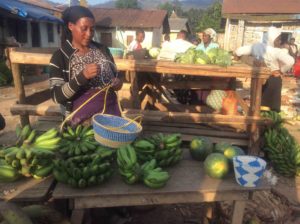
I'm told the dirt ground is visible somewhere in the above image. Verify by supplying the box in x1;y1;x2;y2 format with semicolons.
1;74;300;223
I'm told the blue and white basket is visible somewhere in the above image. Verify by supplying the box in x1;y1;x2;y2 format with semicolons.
92;114;142;149
233;156;267;187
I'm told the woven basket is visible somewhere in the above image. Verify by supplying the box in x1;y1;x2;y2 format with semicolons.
92;113;142;148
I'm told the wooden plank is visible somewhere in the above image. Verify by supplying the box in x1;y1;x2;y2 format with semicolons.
8;48;270;78
73;192;249;209
53;154;270;200
231;200;247;224
143;125;248;139
154;102;214;113
0;177;54;201
143;131;249;146
161;80;231;90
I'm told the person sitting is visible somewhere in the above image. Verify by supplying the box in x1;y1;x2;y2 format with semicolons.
127;29;145;52
235;26;294;112
196;28;219;52
49;6;123;126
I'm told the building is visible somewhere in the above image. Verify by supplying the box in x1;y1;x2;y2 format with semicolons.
168;11;191;41
222;0;300;51
0;0;62;55
91;8;170;49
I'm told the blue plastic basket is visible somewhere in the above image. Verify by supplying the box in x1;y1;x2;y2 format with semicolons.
92;114;142;148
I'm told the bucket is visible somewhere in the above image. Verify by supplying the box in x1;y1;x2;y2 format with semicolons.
233;156;266;187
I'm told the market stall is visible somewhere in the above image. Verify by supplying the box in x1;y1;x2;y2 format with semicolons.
7;47;270;155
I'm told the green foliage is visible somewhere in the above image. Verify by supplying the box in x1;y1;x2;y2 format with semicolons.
182;8;204;33
115;0;139;9
196;1;223;33
158;0;183;17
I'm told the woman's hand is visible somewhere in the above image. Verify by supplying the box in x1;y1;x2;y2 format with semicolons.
111;78;123;91
83;64;99;79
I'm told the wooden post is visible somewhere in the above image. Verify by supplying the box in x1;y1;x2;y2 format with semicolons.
10;62;29;126
231;200;246;224
129;71;141;109
248;77;263;155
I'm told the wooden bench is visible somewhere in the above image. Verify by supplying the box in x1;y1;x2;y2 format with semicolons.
52;151;270;224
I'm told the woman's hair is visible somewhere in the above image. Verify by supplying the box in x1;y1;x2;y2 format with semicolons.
61;6;95;43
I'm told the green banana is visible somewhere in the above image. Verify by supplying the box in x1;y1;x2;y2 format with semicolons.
33;164;53;178
163;134;181;144
34;128;58;143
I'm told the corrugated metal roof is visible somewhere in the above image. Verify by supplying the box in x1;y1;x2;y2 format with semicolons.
19;0;62;12
91;8;168;29
223;0;300;14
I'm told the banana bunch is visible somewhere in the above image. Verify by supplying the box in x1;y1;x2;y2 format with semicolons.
0;159;20;182
117;144;141;185
15;125;36;147
143;167;170;189
264;126;300;177
134;133;183;167
59;125;98;158
140;159;170;188
0;127;61;181
53;150;114;188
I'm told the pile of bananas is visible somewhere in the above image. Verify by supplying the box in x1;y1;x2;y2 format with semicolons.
59;125;98;158
261;110;283;127
117;145;170;188
53;148;114;188
0;126;61;181
141;159;170;189
133;133;183;167
117;144;141;184
264;127;300;177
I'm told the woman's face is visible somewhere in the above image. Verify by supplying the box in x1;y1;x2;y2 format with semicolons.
68;17;95;47
274;35;282;48
202;33;211;44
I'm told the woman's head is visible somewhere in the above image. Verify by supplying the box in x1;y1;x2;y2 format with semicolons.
62;6;95;47
202;28;217;44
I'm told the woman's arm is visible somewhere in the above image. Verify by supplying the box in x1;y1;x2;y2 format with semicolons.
276;49;295;73
49;51;89;104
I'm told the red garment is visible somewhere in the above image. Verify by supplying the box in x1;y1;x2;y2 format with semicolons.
135;42;142;50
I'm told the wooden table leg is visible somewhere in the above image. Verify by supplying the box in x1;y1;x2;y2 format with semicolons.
129;71;141;109
231;200;246;224
248;77;263;155
11;63;29;126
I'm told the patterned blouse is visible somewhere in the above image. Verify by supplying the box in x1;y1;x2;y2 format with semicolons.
70;44;117;89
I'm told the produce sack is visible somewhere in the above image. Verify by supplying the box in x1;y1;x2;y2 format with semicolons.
221;90;238;115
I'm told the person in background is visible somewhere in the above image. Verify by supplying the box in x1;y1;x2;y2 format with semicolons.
49;6;123;126
161;33;170;48
196;28;219;52
127;29;145;52
289;37;298;62
235;26;295;112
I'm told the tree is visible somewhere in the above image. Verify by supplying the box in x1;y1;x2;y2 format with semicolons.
196;1;223;33
183;8;204;33
158;0;183;17
115;0;139;9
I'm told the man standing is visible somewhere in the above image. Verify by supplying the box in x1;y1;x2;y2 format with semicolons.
127;29;145;52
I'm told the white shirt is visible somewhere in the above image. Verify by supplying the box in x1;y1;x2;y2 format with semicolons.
158;39;195;61
127;40;143;52
235;43;295;73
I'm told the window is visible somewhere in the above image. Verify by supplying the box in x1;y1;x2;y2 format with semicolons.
47;23;54;42
7;19;27;43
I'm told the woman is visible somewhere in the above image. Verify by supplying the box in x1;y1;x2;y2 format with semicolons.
49;6;123;126
235;26;294;112
196;28;219;52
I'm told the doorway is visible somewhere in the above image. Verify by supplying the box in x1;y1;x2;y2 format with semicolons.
31;22;40;47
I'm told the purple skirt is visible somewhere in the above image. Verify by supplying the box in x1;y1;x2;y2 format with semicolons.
70;88;121;126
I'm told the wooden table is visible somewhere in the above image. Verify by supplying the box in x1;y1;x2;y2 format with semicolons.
0;176;54;202
53;151;270;224
7;47;271;154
